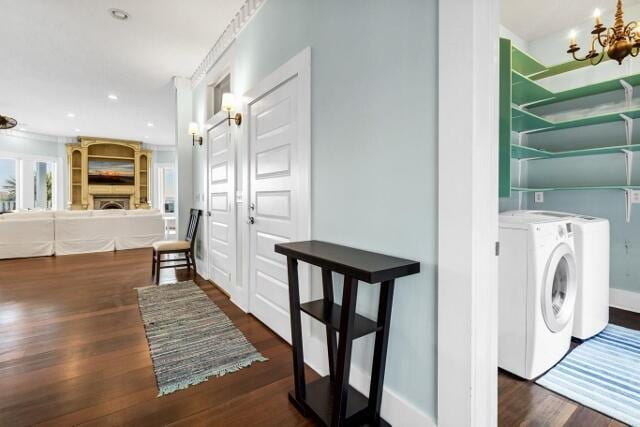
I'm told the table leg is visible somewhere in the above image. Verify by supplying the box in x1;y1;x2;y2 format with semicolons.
368;280;395;423
321;268;338;381
286;257;306;402
332;275;358;426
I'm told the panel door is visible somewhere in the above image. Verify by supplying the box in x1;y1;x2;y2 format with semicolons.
248;77;300;342
208;120;235;295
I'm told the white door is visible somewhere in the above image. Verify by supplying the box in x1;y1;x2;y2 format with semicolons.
207;120;236;296
247;76;307;342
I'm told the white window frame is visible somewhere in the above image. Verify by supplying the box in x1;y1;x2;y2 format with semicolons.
0;151;62;211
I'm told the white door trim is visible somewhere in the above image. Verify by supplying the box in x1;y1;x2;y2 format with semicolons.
438;1;499;426
237;47;311;313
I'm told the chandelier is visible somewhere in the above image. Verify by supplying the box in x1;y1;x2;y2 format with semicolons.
567;0;640;65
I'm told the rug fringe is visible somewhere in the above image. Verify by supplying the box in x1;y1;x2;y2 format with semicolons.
157;355;269;397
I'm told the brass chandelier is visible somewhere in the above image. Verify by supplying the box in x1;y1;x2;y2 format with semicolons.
567;0;640;65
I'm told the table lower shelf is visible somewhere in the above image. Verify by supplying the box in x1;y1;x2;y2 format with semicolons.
288;376;390;427
300;299;382;339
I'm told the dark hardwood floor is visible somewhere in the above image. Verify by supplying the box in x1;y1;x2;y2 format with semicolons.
498;307;639;427
1;249;637;426
0;249;315;426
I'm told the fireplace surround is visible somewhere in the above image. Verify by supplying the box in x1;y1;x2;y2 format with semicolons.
93;197;130;210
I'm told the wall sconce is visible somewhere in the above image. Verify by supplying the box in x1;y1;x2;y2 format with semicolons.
188;122;203;146
221;92;242;126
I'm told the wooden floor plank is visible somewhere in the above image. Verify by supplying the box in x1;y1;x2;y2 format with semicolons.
1;249;637;426
0;249;313;427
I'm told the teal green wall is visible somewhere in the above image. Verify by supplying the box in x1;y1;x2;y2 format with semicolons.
193;0;437;418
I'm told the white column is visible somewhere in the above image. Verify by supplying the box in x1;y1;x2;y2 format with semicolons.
20;158;34;210
174;76;193;239
438;0;500;425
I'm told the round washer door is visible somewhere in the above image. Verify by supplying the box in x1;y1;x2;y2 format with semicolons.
541;242;577;333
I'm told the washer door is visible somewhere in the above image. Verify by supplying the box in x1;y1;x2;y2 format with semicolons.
541;242;577;333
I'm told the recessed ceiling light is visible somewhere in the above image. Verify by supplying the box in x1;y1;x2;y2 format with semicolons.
109;8;129;21
74;128;81;132
147;122;154;127
107;94;118;100
144;135;149;139
67;112;75;118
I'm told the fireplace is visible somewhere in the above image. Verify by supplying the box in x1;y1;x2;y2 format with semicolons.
93;196;130;210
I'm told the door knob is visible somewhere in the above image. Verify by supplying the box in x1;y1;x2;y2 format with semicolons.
248;216;255;224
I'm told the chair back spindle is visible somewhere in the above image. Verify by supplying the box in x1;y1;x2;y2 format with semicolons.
186;209;202;244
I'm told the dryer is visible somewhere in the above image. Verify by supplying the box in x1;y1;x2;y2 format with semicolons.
503;210;609;339
499;213;578;379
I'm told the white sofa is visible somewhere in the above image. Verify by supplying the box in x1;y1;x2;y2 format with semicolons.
0;211;55;259
0;209;164;259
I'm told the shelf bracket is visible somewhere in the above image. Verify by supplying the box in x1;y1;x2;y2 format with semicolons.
620;79;634;108
623;149;634;185
621;113;634;146
626;189;633;223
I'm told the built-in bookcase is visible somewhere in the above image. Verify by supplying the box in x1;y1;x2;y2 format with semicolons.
66;137;152;210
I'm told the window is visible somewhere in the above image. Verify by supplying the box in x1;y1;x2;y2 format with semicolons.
0;158;17;213
32;160;55;210
209;74;231;117
157;166;177;238
0;155;59;212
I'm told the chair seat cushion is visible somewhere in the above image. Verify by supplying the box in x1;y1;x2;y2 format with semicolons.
153;240;191;251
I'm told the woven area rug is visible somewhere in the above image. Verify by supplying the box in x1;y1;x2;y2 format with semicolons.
536;324;640;425
136;280;267;396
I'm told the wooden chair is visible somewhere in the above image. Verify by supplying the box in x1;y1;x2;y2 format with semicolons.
152;209;202;284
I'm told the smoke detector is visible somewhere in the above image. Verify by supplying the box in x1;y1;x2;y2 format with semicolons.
109;8;129;21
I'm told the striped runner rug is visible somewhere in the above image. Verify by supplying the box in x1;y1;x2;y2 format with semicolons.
536;324;640;425
137;280;268;396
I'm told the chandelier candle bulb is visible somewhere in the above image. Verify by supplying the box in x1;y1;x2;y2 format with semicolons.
594;8;602;26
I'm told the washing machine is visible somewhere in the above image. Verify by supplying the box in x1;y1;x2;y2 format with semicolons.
499;213;578;379
503;210;609;340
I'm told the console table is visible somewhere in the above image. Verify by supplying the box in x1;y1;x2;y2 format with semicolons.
274;240;420;427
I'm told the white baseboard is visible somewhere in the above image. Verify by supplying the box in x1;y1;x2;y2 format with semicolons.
302;337;435;427
610;288;640;313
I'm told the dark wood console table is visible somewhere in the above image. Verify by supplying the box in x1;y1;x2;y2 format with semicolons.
274;240;420;427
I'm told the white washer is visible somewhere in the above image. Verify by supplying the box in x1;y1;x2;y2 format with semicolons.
499;213;578;379
504;210;609;339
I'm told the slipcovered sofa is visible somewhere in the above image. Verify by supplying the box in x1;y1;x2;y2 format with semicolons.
0;209;164;259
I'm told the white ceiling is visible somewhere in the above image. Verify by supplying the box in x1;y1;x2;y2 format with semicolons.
502;0;640;42
0;0;244;145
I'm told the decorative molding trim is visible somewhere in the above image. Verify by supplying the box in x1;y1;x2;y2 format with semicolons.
610;287;640;313
190;0;266;88
0;129;74;144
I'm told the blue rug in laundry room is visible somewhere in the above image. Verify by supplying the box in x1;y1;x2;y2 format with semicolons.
536;324;640;425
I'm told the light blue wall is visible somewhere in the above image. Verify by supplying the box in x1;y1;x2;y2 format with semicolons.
193;0;437;418
0;133;61;157
520;9;640;293
0;133;67;207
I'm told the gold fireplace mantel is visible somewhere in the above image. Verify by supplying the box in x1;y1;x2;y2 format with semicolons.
66;137;152;210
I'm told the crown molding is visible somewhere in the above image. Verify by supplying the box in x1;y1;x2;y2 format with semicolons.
190;0;266;88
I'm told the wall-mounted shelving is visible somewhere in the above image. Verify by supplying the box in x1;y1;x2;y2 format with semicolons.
499;37;640;221
511;143;640;160
512;70;554;105
512;185;640;192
